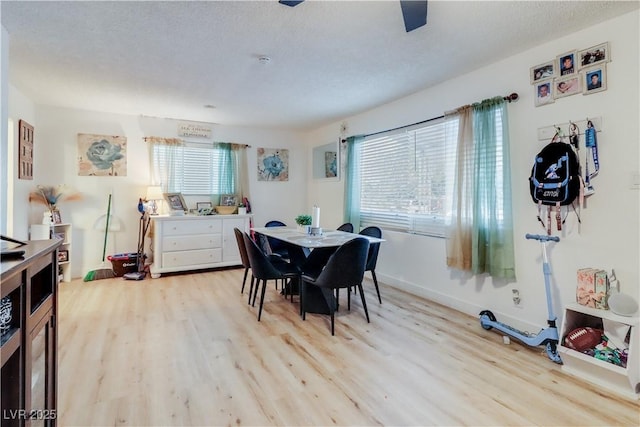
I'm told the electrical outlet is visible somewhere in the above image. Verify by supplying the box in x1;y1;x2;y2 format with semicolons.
512;289;521;305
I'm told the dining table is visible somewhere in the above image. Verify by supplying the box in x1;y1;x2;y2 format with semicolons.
251;226;385;315
251;226;384;249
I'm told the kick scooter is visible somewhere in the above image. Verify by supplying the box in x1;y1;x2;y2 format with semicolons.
479;233;562;364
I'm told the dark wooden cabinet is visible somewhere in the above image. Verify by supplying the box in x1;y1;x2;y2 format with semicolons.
1;239;61;426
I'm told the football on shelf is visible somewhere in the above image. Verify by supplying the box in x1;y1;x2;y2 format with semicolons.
564;327;602;352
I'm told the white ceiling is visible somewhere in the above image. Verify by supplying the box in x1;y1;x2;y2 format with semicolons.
2;1;638;131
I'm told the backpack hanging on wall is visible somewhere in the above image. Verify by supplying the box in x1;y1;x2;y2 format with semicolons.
529;139;581;233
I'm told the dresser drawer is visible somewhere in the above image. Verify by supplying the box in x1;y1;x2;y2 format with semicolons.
162;234;222;251
162;219;222;236
162;248;222;268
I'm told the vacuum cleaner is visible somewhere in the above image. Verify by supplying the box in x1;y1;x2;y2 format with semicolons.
123;198;151;281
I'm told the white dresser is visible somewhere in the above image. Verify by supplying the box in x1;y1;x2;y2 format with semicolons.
149;214;251;278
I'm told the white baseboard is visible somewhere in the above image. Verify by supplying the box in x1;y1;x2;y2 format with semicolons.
376;272;541;334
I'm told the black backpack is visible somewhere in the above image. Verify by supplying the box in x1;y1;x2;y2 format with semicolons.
530;141;580;206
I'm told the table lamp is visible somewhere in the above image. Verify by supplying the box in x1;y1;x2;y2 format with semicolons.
146;185;163;215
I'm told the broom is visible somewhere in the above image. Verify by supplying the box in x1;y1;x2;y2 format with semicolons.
83;194;116;281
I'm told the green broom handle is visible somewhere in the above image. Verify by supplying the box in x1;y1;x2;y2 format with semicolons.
102;194;112;262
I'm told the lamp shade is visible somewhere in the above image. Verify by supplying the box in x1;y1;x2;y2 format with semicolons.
146;185;163;201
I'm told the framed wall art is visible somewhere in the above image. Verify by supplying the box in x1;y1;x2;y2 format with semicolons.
57;250;69;263
578;42;609;69
534;81;554;107
18;120;34;180
324;151;337;178
530;60;555;84
196;202;213;210
77;133;127;176
257;148;289;181
583;65;607;95
51;209;62;224
557;50;577;77
164;193;188;212
219;195;237;206
553;75;582;99
312;140;340;181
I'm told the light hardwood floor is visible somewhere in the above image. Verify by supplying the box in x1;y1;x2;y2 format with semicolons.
57;268;639;426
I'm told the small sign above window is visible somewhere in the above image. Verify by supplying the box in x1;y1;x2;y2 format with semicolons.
178;123;212;138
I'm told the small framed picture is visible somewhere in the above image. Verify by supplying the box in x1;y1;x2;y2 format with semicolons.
196;202;212;210
219;194;237;206
578;42;610;69
530;60;555;84
58;250;69;263
534;81;554;107
556;50;577;76
583;65;607;95
553;75;582;99
163;193;188;212
324;151;337;178
51;209;62;224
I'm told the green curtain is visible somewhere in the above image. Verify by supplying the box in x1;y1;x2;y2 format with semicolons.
446;97;516;280
471;97;516;280
217;143;234;195
343;135;365;230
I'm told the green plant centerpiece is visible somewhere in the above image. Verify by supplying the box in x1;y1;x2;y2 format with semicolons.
295;214;312;226
295;214;312;233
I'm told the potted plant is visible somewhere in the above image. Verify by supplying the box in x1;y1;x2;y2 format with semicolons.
238;203;247;215
295;214;312;234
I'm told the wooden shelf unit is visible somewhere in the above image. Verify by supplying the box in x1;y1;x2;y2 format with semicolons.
559;303;639;400
1;239;62;426
30;223;72;283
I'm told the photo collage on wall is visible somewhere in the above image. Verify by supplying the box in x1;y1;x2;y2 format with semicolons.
530;42;609;107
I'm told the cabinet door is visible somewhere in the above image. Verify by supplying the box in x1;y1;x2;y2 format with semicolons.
25;313;56;426
222;218;248;262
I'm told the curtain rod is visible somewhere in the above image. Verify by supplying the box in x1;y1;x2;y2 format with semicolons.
354;92;518;140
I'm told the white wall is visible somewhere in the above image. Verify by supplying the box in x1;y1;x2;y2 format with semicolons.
306;10;640;331
11;105;306;278
1;25;9;235
7;86;37;240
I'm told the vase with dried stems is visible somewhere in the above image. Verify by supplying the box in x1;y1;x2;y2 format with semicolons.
29;185;82;224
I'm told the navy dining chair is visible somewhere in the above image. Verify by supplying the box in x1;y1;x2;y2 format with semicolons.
301;237;370;335
337;222;354;233
242;232;301;321
264;220;290;259
359;226;383;304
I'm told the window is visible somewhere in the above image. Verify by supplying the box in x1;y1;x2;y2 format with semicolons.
359;118;457;237
151;142;235;195
357;108;507;239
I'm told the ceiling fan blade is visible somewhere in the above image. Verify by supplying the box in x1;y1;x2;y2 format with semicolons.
399;0;428;32
279;0;305;6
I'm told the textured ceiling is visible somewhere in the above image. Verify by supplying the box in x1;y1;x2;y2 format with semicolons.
1;1;638;130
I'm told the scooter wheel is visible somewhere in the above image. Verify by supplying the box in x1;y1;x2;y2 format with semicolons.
546;342;563;365
479;310;496;330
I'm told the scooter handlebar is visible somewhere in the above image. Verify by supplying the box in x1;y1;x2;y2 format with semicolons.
525;233;560;242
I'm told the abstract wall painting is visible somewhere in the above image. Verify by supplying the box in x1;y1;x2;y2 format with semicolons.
77;133;127;176
325;151;337;178
257;148;289;181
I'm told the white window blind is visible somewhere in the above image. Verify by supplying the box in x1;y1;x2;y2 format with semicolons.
152;142;234;195
359;118;456;237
